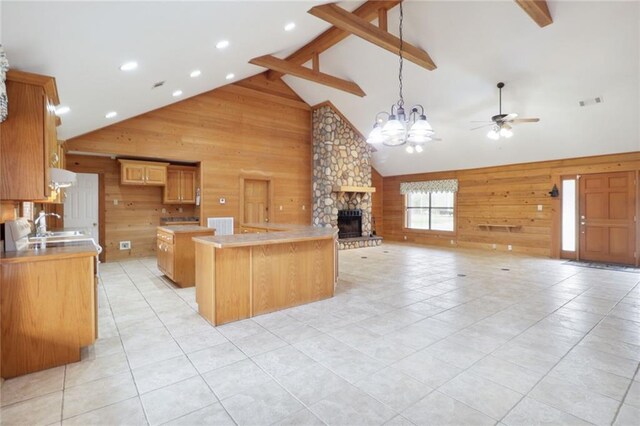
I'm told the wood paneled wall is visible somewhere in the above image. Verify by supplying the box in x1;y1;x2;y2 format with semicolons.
66;155;197;261
65;74;312;261
382;151;640;257
371;167;384;235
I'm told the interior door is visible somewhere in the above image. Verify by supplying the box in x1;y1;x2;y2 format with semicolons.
244;179;269;224
64;173;99;242
579;171;636;264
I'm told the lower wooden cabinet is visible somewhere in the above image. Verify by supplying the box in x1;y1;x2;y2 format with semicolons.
157;226;214;287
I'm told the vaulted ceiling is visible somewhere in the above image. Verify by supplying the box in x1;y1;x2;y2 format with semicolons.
2;1;639;176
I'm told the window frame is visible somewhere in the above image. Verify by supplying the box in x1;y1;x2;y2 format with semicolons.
403;191;457;235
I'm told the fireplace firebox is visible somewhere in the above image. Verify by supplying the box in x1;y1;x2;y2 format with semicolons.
337;209;362;239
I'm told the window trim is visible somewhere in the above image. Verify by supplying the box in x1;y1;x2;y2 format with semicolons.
403;191;458;235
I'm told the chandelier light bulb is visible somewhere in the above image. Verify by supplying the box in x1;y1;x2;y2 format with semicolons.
405;145;415;154
382;117;406;139
487;127;500;140
499;127;513;138
415;145;424;153
367;125;386;144
409;115;434;137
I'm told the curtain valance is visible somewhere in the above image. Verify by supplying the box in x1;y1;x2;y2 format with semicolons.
400;179;458;194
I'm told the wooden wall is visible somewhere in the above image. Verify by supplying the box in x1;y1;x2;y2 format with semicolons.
382;151;640;257
66;155;197;261
371;167;384;235
65;74;312;261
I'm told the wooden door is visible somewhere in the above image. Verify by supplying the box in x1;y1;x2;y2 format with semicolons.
145;165;167;186
579;172;636;264
64;173;99;242
163;168;181;203
244;179;269;224
181;169;197;203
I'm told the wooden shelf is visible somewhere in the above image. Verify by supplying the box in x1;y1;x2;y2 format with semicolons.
332;185;376;193
478;224;522;233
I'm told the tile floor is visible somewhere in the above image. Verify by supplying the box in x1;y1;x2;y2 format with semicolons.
2;243;640;425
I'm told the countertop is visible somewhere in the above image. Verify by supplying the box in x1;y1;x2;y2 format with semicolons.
193;224;337;248
157;225;214;234
0;241;99;265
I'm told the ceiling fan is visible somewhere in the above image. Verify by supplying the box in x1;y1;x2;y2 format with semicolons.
471;82;540;140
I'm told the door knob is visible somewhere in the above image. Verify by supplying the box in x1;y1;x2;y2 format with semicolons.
93;223;97;226
580;222;586;225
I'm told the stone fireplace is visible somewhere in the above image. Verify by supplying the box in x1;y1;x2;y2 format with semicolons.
311;102;382;249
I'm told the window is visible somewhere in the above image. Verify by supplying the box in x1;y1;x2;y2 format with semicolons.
561;179;577;252
406;191;455;232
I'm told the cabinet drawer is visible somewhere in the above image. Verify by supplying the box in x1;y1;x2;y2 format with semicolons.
156;231;174;244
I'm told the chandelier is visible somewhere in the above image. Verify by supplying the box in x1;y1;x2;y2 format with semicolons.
366;1;434;153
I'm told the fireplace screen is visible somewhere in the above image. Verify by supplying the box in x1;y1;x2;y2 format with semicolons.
337;209;362;239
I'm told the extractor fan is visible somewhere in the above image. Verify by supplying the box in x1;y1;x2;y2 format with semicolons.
471;82;540;140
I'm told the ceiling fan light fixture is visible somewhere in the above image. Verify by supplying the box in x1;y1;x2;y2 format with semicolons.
415;144;424;153
405;145;414;154
487;127;500;140
499;125;513;138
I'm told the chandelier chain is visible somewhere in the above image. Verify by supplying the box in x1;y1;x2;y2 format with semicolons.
398;1;404;108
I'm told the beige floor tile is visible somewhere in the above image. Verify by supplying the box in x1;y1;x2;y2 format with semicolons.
0;366;64;407
355;368;433;412
132;355;198;394
64;352;130;388
163;402;234;426
278;364;352;405
126;340;184;370
614;403;640;426
62;372;137;419
186;342;247;374
272;409;325;426
62;397;147;426
220;380;303;425
233;331;287;357
467;355;543;394
140;376;217;425
392;349;463;388
251;345;316;378
310;384;397;426
402;391;496;426
0;391;63;426
202;359;271;400
173;329;228;354
503;397;592;426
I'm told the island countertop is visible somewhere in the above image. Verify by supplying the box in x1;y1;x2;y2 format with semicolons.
193;224;337;248
0;241;98;265
157;225;213;234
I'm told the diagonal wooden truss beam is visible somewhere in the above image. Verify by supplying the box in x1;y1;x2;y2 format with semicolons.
515;0;553;27
266;0;401;81
250;55;366;97
308;3;436;71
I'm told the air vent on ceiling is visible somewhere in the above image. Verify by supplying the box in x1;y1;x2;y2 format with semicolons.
152;80;165;89
579;96;603;107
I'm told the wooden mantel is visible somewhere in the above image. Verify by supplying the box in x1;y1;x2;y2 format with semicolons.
332;185;376;193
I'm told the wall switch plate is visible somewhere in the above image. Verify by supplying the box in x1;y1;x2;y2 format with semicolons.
279;205;283;211
178;207;183;213
537;205;543;211
161;208;167;214
508;245;513;251
404;236;407;240
492;243;497;250
119;241;131;250
450;240;455;245
302;205;306;210
219;198;226;205
113;199;118;205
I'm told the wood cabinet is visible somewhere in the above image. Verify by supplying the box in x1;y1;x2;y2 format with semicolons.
0;70;60;201
119;159;169;186
0;249;98;378
157;226;214;287
240;226;269;234
163;166;197;204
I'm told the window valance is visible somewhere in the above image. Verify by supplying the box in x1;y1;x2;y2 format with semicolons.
400;179;458;194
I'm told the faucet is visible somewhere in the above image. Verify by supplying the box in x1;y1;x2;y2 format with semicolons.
35;211;61;236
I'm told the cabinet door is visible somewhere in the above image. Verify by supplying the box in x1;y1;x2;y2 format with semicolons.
163;168;182;204
165;242;175;279
180;170;197;204
145;165;167;186
121;163;146;185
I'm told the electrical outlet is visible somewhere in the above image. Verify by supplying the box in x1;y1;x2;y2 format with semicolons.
178;207;183;213
508;245;513;251
119;241;131;250
161;208;167;214
537;205;543;211
113;199;118;205
279;205;283;211
302;205;306;210
404;236;407;240
492;243;497;250
219;198;226;205
450;240;455;245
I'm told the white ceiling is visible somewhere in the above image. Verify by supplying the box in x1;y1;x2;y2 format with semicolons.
3;1;639;176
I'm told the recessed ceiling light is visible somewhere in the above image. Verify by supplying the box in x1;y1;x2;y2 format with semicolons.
284;22;296;32
119;61;138;71
172;90;183;97
105;111;117;119
225;73;235;80
190;70;202;78
55;106;70;115
216;40;229;49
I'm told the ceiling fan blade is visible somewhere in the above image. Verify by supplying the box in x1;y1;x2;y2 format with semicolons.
470;123;494;131
512;118;540;123
502;113;518;122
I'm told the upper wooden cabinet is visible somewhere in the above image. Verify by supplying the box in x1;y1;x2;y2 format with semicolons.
119;159;169;186
163;166;197;204
0;70;60;201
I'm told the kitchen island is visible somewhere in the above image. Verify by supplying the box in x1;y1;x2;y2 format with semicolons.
193;223;338;326
157;225;215;287
0;241;99;378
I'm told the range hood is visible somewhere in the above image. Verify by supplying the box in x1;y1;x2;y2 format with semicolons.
49;167;77;189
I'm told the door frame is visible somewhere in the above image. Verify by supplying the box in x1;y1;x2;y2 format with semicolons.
239;173;273;226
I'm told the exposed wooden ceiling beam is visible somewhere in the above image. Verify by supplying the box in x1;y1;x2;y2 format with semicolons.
515;0;553;27
266;0;401;80
308;3;436;71
250;55;366;97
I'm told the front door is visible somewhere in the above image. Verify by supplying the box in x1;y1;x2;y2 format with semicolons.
579;171;636;264
64;173;100;243
244;179;269;224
